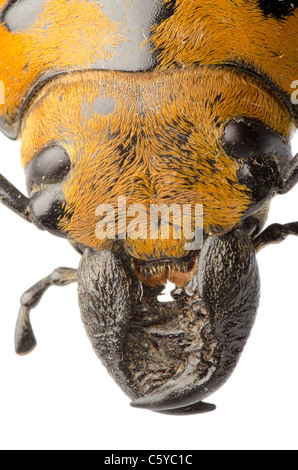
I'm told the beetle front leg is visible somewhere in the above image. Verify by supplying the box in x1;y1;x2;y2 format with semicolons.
130;232;260;413
78;249;219;414
15;267;77;355
0;173;31;223
253;222;298;252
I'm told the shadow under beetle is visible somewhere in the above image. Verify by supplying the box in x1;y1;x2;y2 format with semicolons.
0;0;298;414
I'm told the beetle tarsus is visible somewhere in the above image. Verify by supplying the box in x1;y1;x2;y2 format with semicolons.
15;267;77;355
253;222;298;252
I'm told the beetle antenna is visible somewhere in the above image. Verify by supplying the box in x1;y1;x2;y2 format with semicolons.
15;306;37;356
0;174;31;223
15;268;78;355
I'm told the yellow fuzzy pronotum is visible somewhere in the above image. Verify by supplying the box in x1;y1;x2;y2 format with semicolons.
21;67;293;258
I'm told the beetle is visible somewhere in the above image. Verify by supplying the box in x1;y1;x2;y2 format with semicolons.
0;0;298;415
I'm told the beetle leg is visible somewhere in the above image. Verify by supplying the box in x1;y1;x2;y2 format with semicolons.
253;222;298;252
278;153;298;195
78;249;140;399
78;249;219;410
131;232;260;412
15;267;77;355
0;174;31;223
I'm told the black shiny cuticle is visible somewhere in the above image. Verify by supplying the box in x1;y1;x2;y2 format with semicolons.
29;186;70;237
222;117;293;203
258;0;297;19
25;145;71;194
222;117;291;164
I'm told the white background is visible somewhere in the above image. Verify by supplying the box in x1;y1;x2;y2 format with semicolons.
0;131;297;451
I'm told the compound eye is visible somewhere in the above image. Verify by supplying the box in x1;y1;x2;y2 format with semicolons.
26;145;72;237
25;145;71;194
222;118;290;162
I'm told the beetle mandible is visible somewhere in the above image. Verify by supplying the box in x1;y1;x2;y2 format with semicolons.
0;0;298;415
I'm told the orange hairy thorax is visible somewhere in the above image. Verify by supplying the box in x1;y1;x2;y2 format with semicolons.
20;67;293;269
